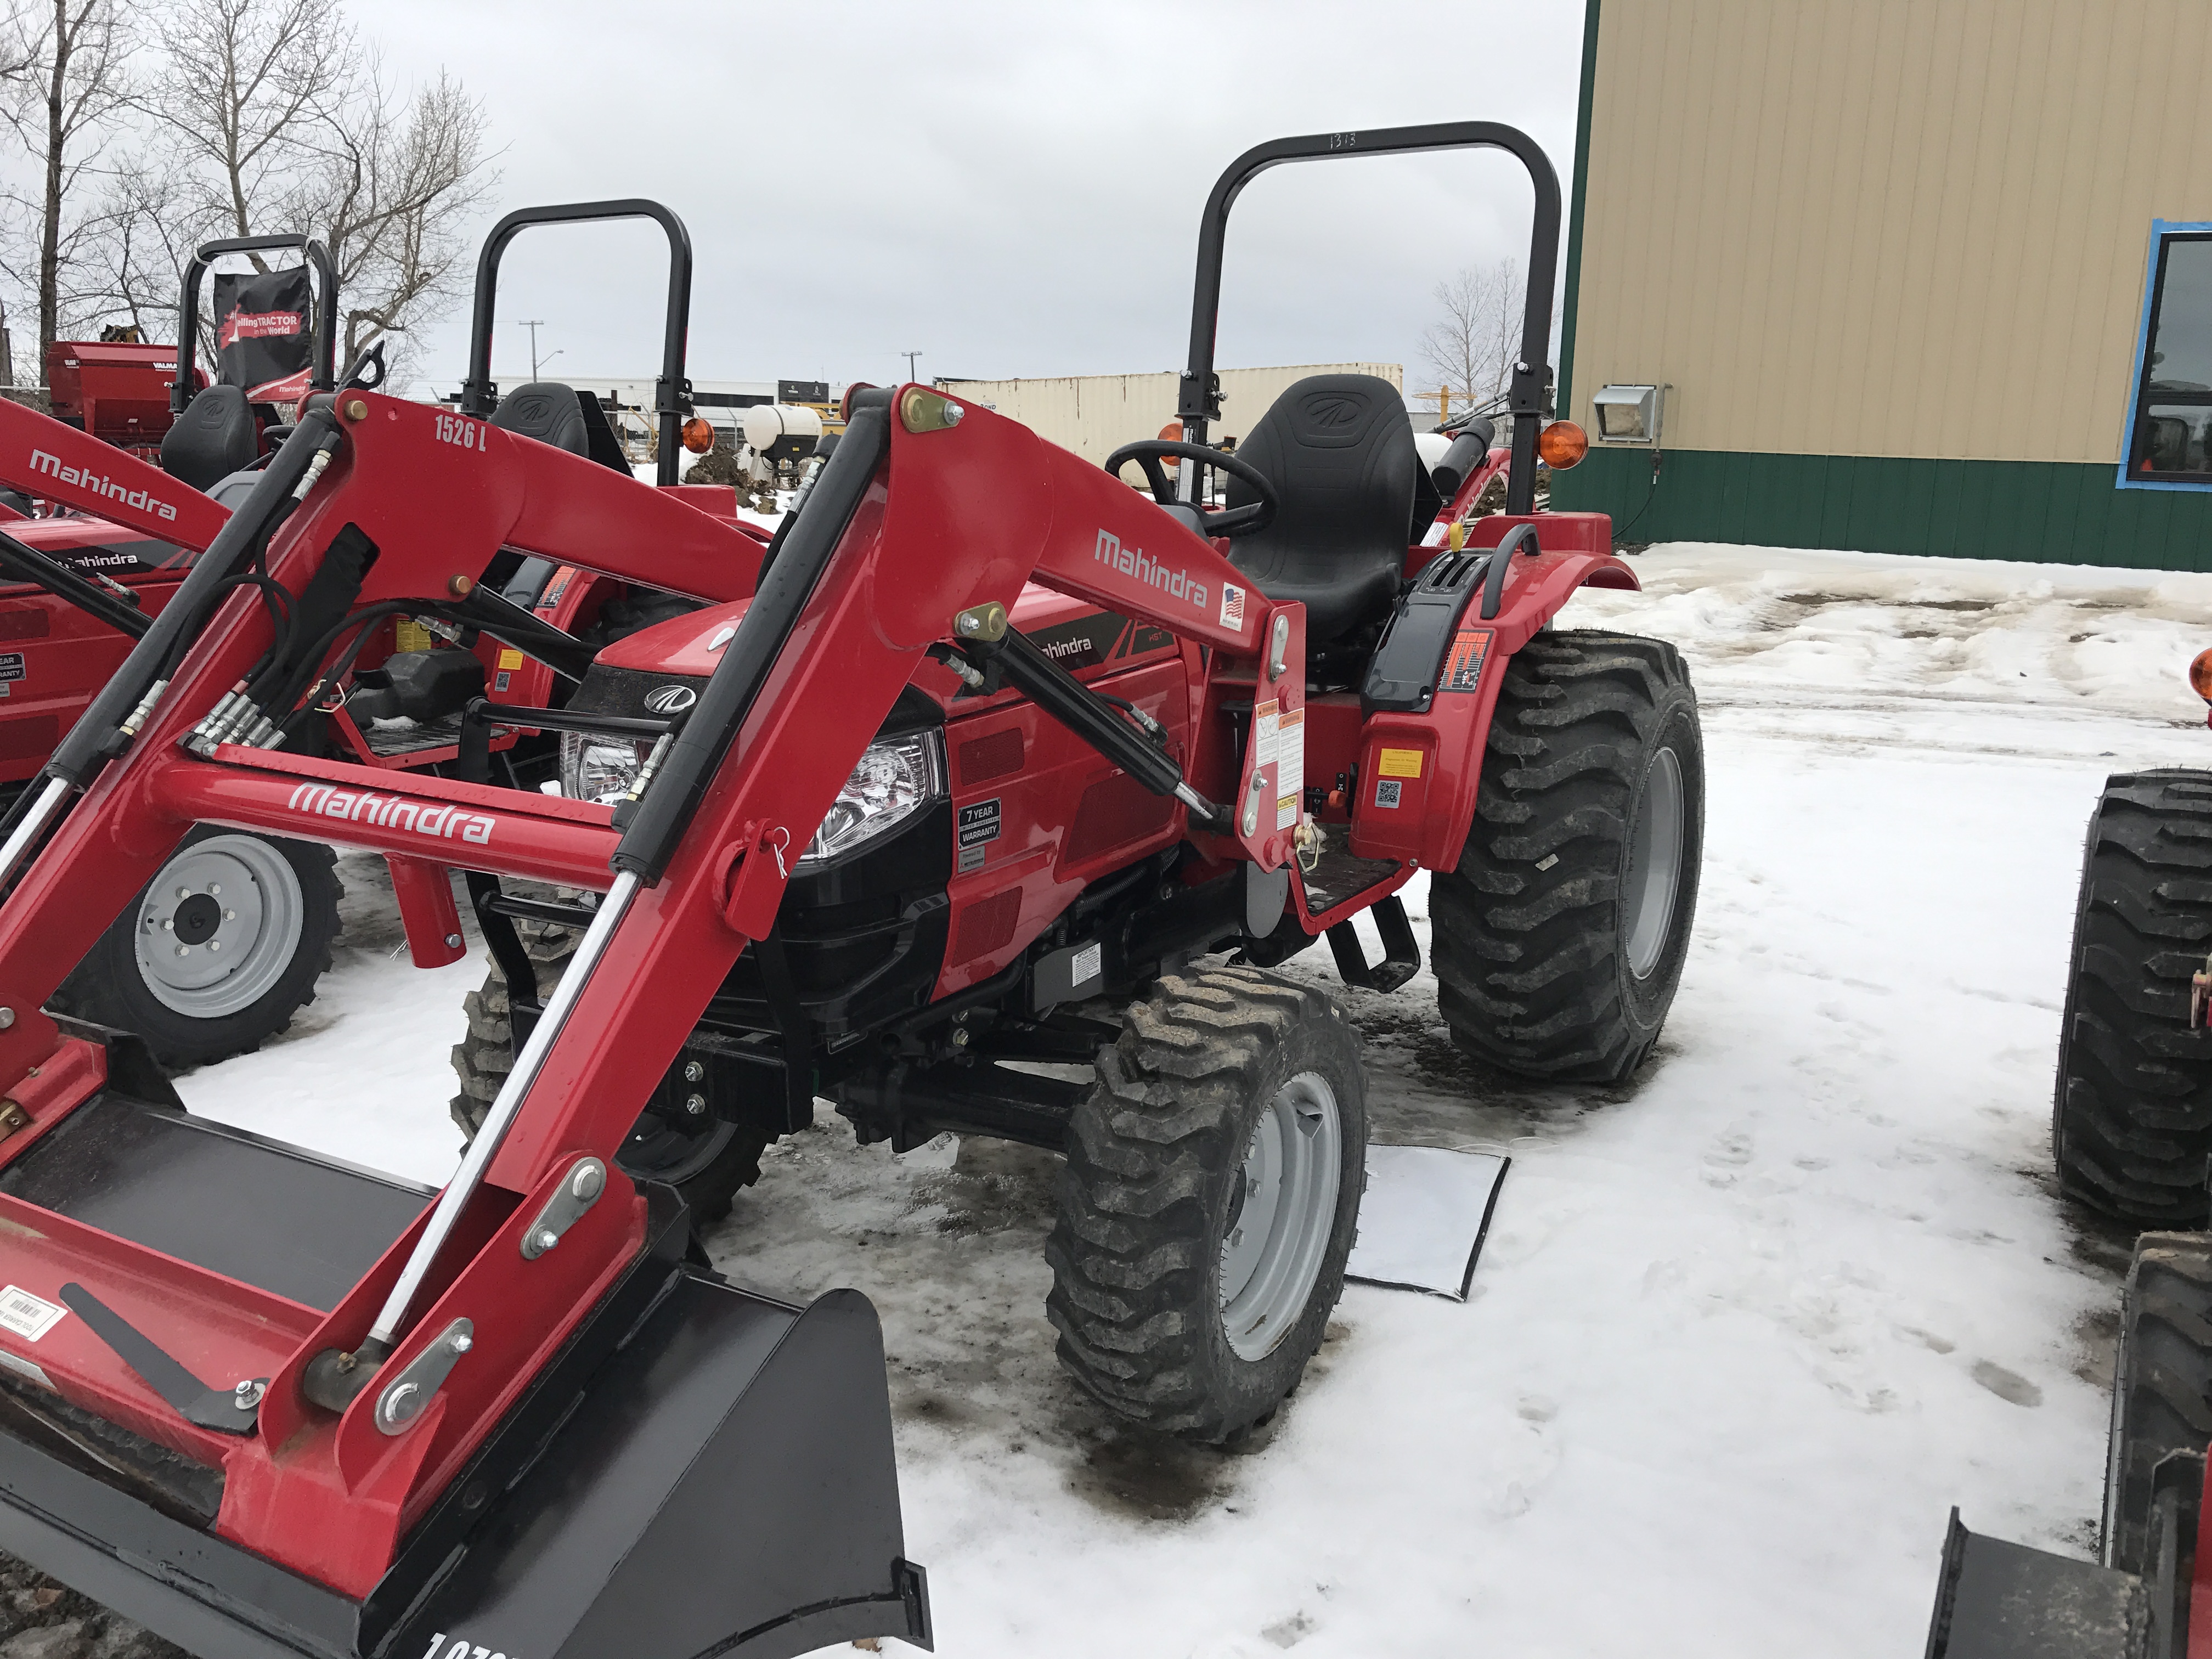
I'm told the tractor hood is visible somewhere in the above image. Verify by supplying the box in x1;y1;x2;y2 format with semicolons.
591;580;1186;714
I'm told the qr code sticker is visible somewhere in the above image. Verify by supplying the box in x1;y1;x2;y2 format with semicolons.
1375;778;1403;809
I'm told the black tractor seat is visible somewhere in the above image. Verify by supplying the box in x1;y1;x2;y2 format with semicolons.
1221;373;1437;643
485;382;636;607
159;385;260;493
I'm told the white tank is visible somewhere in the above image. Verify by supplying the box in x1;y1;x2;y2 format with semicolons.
742;403;823;463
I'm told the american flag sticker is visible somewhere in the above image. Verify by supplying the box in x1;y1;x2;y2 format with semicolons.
1220;583;1245;629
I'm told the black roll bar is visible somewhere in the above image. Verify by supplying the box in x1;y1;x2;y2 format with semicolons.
171;235;340;417
456;200;695;488
1179;121;1563;517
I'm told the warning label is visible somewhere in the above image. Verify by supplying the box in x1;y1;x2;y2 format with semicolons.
1377;747;1424;780
1442;627;1493;694
496;648;524;672
1276;706;1304;830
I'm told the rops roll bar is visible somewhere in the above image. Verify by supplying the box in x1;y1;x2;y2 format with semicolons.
456;200;695;488
171;235;340;417
1178;121;1563;517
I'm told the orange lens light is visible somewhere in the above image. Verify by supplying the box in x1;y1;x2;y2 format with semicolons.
2190;648;2212;704
680;416;716;454
1538;420;1589;469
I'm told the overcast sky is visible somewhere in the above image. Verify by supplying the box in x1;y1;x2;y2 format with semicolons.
362;0;1587;402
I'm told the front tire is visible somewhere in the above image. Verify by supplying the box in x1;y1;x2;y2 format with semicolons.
2103;1232;2212;1575
52;828;341;1068
1045;964;1367;1443
2054;771;2212;1228
1431;629;1703;1082
449;910;767;1226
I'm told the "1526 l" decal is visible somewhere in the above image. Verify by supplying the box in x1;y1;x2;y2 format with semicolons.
432;412;486;452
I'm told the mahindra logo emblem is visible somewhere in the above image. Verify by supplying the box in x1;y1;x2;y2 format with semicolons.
27;448;180;522
644;684;697;714
1301;394;1363;427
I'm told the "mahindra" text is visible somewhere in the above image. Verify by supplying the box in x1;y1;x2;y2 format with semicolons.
1094;528;1206;615
286;782;496;844
29;449;179;522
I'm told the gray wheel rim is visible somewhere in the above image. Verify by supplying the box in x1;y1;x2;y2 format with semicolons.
1624;746;1685;980
132;835;306;1019
1219;1070;1342;1362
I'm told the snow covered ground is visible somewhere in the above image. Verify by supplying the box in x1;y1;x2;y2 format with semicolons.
174;541;2212;1658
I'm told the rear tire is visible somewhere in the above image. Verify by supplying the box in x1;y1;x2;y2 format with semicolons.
52;828;341;1068
2104;1232;2212;1573
1044;964;1366;1443
1431;629;1703;1082
2054;771;2212;1228
449;909;766;1226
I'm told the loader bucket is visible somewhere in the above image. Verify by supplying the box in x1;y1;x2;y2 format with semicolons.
1925;1509;2162;1659
0;1051;928;1659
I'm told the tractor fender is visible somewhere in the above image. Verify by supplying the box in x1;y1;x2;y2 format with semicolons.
1345;512;1640;879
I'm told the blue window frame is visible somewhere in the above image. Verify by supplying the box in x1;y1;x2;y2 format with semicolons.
2120;219;2212;491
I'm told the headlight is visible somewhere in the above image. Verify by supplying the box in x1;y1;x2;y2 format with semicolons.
558;727;945;862
798;731;945;867
560;732;649;805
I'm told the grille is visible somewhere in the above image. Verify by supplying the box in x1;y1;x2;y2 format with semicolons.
958;726;1024;786
953;889;1022;960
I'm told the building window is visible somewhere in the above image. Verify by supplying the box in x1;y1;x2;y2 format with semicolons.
2124;224;2212;487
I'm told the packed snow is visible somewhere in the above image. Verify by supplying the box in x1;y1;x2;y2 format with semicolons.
173;541;2212;1658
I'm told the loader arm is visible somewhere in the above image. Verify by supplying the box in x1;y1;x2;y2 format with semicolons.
0;397;228;548
0;386;1279;1633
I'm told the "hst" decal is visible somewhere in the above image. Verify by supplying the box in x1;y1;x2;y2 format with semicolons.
287;781;496;844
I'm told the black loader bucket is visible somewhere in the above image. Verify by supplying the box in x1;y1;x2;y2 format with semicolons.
1926;1502;2188;1659
0;1032;927;1659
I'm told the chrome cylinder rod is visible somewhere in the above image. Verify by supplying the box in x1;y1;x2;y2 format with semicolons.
368;869;641;1347
0;778;72;896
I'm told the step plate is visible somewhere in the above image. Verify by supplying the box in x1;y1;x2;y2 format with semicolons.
0;1095;432;1310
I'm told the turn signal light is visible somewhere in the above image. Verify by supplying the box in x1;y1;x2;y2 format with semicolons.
680;416;716;454
1538;420;1589;469
2190;648;2212;704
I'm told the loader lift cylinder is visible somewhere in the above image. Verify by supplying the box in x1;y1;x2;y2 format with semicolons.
1175;120;1562;517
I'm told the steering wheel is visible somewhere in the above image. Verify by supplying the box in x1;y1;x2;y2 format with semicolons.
1103;439;1278;539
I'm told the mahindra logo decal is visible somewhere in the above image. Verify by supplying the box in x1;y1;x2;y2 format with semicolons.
1300;393;1365;428
643;684;697;714
1093;528;1207;617
28;449;179;522
286;781;496;845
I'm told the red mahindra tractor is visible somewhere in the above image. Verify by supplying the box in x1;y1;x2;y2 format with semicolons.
0;121;1697;1657
0;210;738;1069
1926;663;2212;1658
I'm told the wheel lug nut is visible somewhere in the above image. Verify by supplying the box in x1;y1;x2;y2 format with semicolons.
224;910;236;921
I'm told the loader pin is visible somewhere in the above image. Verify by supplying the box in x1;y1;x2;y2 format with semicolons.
520;1156;608;1261
374;1318;475;1436
953;602;1008;643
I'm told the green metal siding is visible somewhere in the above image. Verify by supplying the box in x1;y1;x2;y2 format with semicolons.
1549;447;2212;569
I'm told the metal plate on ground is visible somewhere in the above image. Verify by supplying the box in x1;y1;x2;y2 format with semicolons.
1346;1144;1509;1300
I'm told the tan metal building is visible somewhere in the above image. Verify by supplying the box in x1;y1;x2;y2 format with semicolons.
1552;0;2212;567
936;363;1401;468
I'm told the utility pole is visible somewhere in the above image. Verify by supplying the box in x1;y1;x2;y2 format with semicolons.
521;319;550;381
902;349;922;384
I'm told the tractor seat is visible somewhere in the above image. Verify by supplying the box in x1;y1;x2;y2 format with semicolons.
489;381;589;454
160;385;259;492
1221;374;1429;642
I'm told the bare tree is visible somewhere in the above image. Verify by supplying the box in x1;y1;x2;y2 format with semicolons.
0;0;133;371
121;0;494;385
290;59;493;381
1419;258;1524;418
142;0;352;242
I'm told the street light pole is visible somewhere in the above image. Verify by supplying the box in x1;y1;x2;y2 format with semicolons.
521;319;548;380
